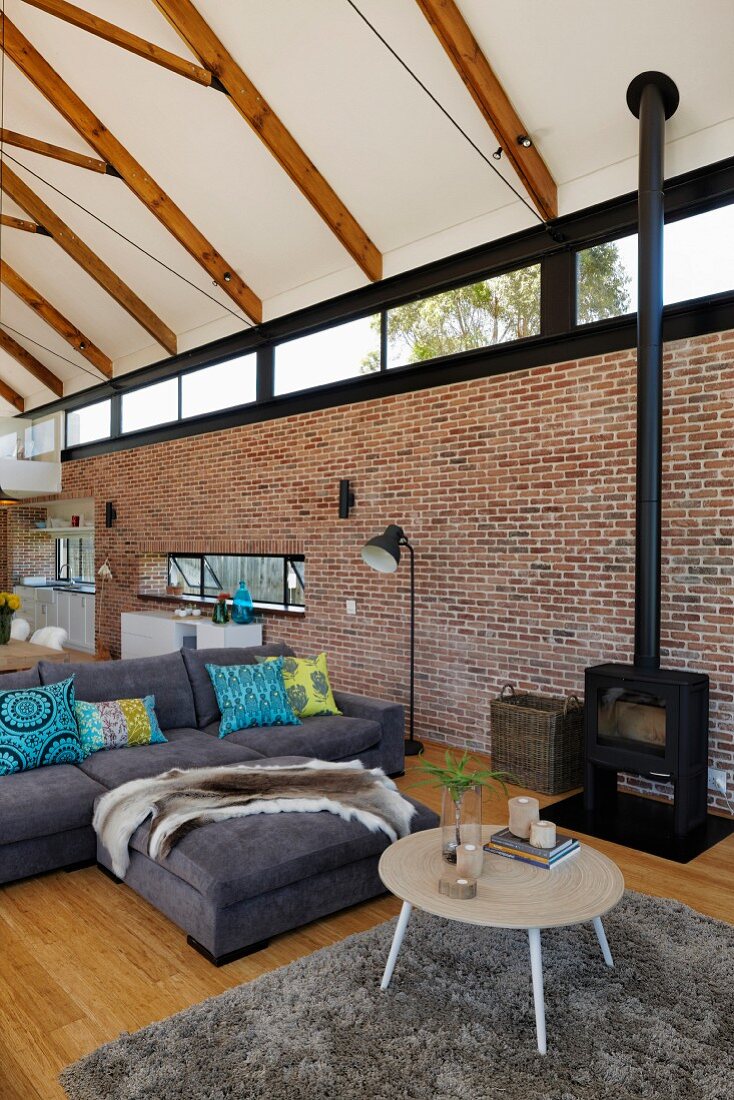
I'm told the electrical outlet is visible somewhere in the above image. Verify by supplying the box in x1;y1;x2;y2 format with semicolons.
345;599;357;616
708;768;727;795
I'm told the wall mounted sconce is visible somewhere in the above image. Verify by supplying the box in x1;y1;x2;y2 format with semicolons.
105;502;117;528
338;479;355;519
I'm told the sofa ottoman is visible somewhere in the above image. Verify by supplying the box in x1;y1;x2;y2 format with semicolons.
97;757;439;965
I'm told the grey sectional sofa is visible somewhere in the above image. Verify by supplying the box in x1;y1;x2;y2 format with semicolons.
0;642;438;963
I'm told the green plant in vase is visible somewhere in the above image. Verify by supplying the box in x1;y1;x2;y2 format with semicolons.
416;750;510;863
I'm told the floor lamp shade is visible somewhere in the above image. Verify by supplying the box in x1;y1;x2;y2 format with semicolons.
360;524;404;573
360;524;423;756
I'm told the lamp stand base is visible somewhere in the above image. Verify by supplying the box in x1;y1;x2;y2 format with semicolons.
404;739;424;756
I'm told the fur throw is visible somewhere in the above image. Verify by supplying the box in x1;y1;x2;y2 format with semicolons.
94;759;416;878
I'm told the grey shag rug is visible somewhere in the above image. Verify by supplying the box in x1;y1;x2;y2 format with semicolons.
61;891;734;1100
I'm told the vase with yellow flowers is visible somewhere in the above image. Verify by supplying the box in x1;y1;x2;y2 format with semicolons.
0;592;21;644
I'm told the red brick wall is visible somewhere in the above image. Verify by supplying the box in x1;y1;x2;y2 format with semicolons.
5;508;54;587
57;329;734;814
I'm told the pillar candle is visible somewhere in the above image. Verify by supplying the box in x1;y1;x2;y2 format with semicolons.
529;820;557;849
456;843;484;879
508;795;540;838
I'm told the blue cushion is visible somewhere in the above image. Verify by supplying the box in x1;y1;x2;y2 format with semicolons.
0;677;85;775
205;659;301;737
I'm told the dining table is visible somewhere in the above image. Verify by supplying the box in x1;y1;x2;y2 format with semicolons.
0;640;71;673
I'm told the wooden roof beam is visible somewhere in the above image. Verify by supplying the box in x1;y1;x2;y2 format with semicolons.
0;328;64;397
1;160;178;355
1;128;112;174
0;261;113;379
0;374;26;412
153;0;383;282
20;0;214;87
2;14;261;322
415;0;557;221
0;212;50;234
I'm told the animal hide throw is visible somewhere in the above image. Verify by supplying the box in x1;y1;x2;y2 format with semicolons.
93;759;416;878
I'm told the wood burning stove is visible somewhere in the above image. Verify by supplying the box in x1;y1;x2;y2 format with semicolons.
584;663;709;836
582;73;710;839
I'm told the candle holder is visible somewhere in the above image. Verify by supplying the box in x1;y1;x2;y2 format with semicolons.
508;795;540;838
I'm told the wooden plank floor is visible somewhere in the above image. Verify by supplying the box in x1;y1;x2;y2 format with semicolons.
1;741;733;1099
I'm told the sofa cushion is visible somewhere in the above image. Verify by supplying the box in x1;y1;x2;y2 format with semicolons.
0;667;41;689
0;677;85;775
0;764;105;845
205;714;381;761
75;696;167;755
206;659;301;736
78;728;265;789
127;789;437;906
182;643;295;728
39;652;197;731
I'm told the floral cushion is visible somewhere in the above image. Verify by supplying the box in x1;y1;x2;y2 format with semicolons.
0;677;84;775
257;652;341;718
206;658;301;736
74;696;167;755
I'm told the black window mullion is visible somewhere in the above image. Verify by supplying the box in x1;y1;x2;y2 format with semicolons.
379;310;388;370
541;251;576;336
257;346;274;402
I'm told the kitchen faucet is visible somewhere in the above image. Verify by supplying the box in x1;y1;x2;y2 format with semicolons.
58;563;72;581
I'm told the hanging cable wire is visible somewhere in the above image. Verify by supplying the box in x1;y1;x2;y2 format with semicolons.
344;0;544;225
0;319;108;380
0;150;254;327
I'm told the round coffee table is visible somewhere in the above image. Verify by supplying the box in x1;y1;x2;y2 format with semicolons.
378;825;624;1054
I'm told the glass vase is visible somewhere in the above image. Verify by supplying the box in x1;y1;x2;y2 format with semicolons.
231;581;254;624
212;599;230;625
0;613;11;645
441;783;482;863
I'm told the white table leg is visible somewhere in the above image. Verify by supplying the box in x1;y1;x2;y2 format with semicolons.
593;916;614;967
380;901;412;990
527;927;546;1055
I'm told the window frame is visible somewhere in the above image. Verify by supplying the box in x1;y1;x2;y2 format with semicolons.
167;552;305;610
44;160;734;460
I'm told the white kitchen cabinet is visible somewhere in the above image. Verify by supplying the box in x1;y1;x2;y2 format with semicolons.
13;586;38;632
55;591;70;638
68;594;86;648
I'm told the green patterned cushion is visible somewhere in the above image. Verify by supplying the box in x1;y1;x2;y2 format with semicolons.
257;653;341;718
205;658;301;736
74;696;167;755
0;677;85;775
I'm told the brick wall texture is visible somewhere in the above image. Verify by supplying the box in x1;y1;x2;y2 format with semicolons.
9;328;732;813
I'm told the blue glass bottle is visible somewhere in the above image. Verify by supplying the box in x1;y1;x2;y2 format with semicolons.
231;581;254;624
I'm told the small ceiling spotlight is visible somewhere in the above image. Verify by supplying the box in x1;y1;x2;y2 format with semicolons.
492;147;503;160
517;134;533;149
79;341;87;350
223;271;232;282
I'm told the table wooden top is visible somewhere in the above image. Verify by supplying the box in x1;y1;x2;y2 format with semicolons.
379;825;625;930
0;640;70;672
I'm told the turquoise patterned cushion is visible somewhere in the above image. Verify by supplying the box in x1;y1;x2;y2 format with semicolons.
205;659;301;736
0;677;85;775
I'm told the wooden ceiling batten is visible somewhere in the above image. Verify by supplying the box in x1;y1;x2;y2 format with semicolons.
20;0;214;87
0;212;47;234
152;0;383;282
0;261;113;378
1;128;109;174
1;14;262;323
0;328;63;396
0;375;26;412
1;161;178;355
415;0;557;221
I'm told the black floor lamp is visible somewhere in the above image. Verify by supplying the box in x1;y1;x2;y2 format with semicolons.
361;524;423;756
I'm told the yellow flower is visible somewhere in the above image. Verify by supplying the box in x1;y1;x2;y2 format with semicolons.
0;595;6;608
7;595;20;611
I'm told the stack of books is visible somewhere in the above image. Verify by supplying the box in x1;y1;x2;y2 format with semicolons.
484;827;580;869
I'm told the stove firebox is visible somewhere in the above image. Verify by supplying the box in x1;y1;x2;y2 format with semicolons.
584;663;709;836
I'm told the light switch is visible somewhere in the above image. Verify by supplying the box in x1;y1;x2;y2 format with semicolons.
345;599;357;615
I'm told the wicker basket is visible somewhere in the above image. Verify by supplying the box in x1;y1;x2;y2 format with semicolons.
490;683;584;794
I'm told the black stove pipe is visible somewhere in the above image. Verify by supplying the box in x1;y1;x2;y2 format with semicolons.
626;72;679;671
